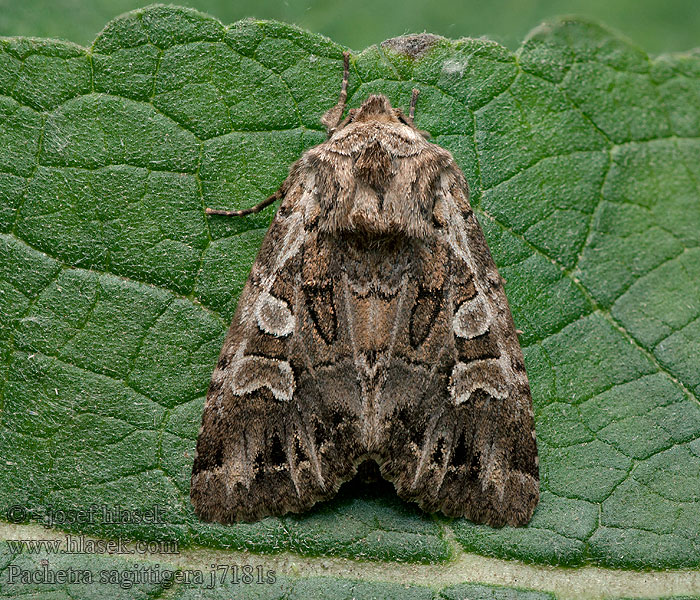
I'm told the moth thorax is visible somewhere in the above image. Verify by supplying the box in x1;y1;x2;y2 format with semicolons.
316;144;434;240
352;140;392;191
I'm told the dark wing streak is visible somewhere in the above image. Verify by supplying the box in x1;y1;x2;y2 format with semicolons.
407;397;450;490
380;270;413;376
281;418;303;499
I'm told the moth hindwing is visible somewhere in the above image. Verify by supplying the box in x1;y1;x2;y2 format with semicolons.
191;52;539;527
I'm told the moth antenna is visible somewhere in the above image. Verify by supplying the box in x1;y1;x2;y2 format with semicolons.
205;188;283;217
321;51;350;135
409;88;420;121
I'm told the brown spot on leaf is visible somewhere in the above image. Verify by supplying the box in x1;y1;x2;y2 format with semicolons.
381;34;443;60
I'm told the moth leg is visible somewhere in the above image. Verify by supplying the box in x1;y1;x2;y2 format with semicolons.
321;51;350;133
205;188;284;217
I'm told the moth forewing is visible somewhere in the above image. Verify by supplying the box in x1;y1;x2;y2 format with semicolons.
191;52;539;527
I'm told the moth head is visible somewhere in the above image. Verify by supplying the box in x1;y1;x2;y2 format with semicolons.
353;95;400;124
332;94;428;138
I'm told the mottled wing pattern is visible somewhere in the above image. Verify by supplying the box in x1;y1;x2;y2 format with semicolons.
192;89;538;527
190;165;366;523
377;165;539;526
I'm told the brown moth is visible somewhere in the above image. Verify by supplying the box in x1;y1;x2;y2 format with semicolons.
191;52;539;527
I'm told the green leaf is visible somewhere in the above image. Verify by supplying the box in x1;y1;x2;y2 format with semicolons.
1;5;700;597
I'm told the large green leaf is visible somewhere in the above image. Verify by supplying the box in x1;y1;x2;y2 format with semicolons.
1;5;700;597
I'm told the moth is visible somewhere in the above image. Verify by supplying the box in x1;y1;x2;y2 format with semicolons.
191;52;539;527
